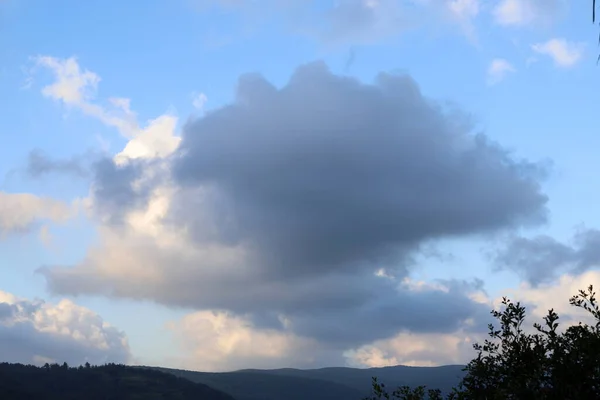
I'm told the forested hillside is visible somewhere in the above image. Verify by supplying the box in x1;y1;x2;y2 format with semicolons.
0;362;235;400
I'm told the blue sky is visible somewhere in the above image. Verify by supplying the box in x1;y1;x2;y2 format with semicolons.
1;0;600;371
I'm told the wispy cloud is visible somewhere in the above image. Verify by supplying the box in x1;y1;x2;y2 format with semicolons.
493;0;566;27
30;56;180;165
30;56;139;138
0;192;75;238
531;38;585;68
191;92;208;112
190;0;483;46
487;58;516;85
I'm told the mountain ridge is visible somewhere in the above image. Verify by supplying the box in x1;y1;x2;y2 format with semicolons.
147;363;467;400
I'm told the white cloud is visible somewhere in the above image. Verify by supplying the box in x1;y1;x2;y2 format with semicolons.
447;0;479;19
191;92;208;111
35;56;100;104
0;192;74;238
32;56;180;164
0;290;131;365
441;0;479;40
168;310;324;371
32;56;137;138
501;270;600;326
493;0;566;26
487;58;516;85
531;38;585;67
344;329;480;367
114;114;179;165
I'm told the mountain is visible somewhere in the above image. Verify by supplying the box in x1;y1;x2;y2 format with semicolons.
150;368;363;400
241;365;466;394
150;364;466;400
0;362;235;400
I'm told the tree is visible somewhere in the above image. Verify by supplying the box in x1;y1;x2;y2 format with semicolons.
594;0;600;62
364;378;445;400
364;285;600;399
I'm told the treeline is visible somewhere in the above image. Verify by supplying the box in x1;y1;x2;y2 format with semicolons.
0;362;235;400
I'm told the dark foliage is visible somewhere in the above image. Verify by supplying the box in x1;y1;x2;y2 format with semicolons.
0;362;235;400
364;285;600;399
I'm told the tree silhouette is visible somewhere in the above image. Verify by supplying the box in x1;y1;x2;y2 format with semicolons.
365;285;600;399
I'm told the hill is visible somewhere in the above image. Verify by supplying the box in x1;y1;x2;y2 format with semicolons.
240;365;466;394
150;368;363;400
0;362;235;400
150;364;466;400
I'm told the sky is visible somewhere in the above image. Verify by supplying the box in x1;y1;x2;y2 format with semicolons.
1;0;600;372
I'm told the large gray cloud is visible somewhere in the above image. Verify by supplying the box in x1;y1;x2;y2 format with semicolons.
0;291;131;366
494;228;600;285
171;61;547;277
40;61;547;352
286;278;489;347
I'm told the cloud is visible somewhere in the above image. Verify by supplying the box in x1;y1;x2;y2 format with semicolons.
170;269;600;370
348;269;600;367
170;271;600;370
25;149;93;179
487;58;516;85
500;270;600;330
0;192;74;237
190;0;481;45
35;55;100;104
318;0;416;45
493;0;566;26
31;56;139;138
445;0;480;39
191;92;208;111
0;290;131;366
31;56;181;164
167;310;332;371
168;277;492;371
168;62;546;277
344;328;481;368
531;38;585;68
493;228;600;285
35;57;549;368
447;0;479;20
